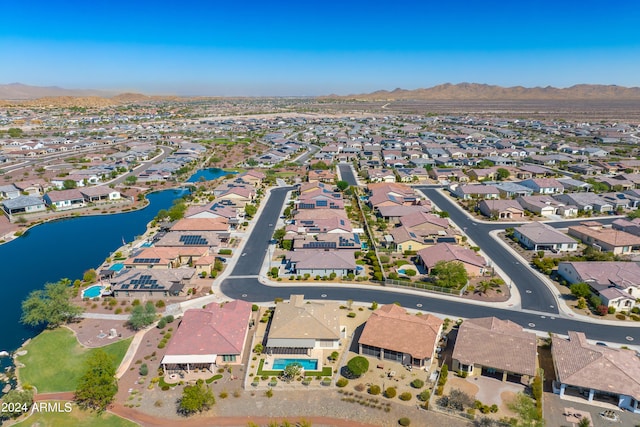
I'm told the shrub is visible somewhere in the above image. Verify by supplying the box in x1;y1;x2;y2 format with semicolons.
490;404;498;413
410;379;424;389
616;314;626;320
139;364;148;376
597;305;609;316
399;392;412;401
251;304;259;311
155;300;165;308
164;315;174;323
336;378;349;387
218;249;232;255
157;318;167;329
435;385;444;396
384;387;396;398
369;384;381;395
398;417;411;426
418;390;430;402
354;383;365;392
346;356;369;377
347;312;356;318
608;306;616;315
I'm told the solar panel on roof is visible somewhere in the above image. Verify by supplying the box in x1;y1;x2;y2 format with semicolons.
180;235;208;245
133;258;161;263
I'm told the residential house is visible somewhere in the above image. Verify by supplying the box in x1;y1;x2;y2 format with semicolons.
170;218;229;232
161;300;253;374
557;261;640;311
265;294;346;355
478;199;525;219
493;182;534;198
124;246;210;269
556;178;593;192
554;193;613;213
367;169;396;183
308;169;336;183
449;184;500;200
110;268;196;297
284;250;357;277
0;184;20;199
79;186;121;202
568;222;640;254
516;195;572;217
519;178;564;194
452;317;537;384
552;331;640;413
417;243;487;277
1;195;46;217
43;189;86;210
513;222;578;252
376;204;431;224
359;304;443;368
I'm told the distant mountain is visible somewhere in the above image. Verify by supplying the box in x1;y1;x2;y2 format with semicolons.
0;83;117;100
328;83;640;101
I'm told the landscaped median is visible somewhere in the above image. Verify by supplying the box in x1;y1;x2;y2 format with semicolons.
16;328;131;393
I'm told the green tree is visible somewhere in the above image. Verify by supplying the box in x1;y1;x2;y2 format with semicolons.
74;349;118;412
336;180;349;191
21;280;84;328
178;379;215;415
124;175;137;185
244;204;257;218
62;179;77;189
167;199;187;221
282;363;302;381
273;228;286;242
83;269;97;283
496;168;510;181
570;282;592;299
0;389;34;420
127;301;156;330
346;356;369;377
309;161;329;170
430;261;469;289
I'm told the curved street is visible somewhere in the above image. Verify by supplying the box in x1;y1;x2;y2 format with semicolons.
219;187;640;346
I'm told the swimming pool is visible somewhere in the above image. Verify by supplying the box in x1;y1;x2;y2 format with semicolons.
110;263;124;272
82;285;104;299
272;358;318;371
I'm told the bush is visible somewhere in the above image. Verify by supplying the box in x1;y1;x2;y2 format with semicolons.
346;356;369;377
435;385;444;396
354;383;365;392
251;304;259;312
139;364;148;376
398;417;411;426
597;305;609;316
157;318;167;329
347;312;356;318
369;384;381;395
164;315;174;323
418;390;430;402
155;300;165;308
336;378;349;387
384;387;397;398
608;306;616;315
218;249;232;255
399;392;412;401
411;379;424;389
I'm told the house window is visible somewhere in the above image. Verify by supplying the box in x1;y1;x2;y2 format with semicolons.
222;355;236;362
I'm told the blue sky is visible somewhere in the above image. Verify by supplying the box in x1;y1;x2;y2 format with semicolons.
1;0;639;96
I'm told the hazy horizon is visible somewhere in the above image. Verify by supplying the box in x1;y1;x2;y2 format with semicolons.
2;0;639;96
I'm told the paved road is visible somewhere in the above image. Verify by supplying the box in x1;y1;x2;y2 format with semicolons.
337;163;358;186
220;186;640;345
106;146;172;185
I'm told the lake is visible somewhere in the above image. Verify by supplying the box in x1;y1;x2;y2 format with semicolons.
0;188;187;378
187;168;236;182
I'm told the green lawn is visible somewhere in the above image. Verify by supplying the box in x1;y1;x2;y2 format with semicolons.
14;403;138;427
17;328;132;393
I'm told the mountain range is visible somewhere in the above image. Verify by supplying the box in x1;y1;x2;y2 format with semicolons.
3;82;640;103
325;83;640;101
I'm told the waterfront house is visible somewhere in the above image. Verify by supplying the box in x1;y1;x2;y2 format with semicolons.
110;268;196;297
124;246;210;269
161;300;253;374
79;186;121;202
44;189;86;210
358;304;442;368
452;317;537;384
1;195;46;218
551;331;640;413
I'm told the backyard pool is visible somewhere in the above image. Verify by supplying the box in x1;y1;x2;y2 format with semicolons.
272;358;318;371
82;285;104;299
110;263;124;272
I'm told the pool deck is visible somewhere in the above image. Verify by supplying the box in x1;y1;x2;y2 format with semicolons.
263;348;325;371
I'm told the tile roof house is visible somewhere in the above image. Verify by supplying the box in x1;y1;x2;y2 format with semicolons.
551;331;640;413
79;186;121;202
513;222;578;252
568;223;640;254
265;295;345;355
449;184;500;200
519;178;564;194
110;268;195;297
170;217;229;232
452;317;538;383
285;250;357;277
161;300;253;374
359;304;443;368
516;195;572;217
557;261;640;311
478;199;525;219
0;184;20;199
1;195;46;217
124;246;210;269
417;242;487;277
43;189;86;210
553;193;613;213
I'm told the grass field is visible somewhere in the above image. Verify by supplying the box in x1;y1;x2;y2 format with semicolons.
17;328;132;393
14;403;137;427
